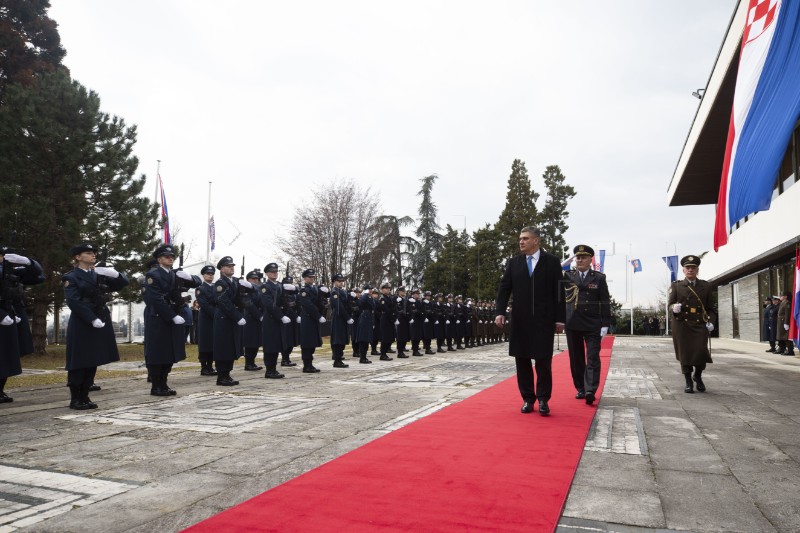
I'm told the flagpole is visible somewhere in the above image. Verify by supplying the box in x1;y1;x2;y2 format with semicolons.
154;160;161;208
206;181;212;265
630;261;634;335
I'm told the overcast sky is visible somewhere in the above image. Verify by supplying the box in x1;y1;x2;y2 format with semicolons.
48;0;738;307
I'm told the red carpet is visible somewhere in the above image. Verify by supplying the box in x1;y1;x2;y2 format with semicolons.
185;337;615;533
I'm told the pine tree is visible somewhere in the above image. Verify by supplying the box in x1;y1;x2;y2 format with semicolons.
495;159;539;259
422;225;469;295
538;165;576;259
411;174;442;288
0;70;158;353
466;224;504;300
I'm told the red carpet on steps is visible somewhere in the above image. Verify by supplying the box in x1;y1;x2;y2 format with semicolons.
184;336;615;533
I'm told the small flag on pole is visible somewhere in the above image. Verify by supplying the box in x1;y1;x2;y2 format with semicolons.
662;255;679;282
209;216;216;251
631;259;642;273
158;173;171;244
596;250;606;273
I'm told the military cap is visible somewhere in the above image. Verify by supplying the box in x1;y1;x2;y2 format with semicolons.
424;291;432;296
455;294;462;300
332;273;346;282
301;268;316;278
353;286;363;292
772;295;780;301
282;276;294;284
396;286;406;292
362;284;372;291
70;242;97;257
246;270;261;280
573;244;594;257
411;288;421;294
200;265;215;275
446;293;453;298
680;255;700;267
216;256;235;269
264;262;279;273
434;293;443;298
370;288;380;294
154;244;176;258
381;282;391;289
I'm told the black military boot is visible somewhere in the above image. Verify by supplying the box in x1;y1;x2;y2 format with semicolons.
150;374;171;396
162;374;177;396
281;357;297;367
693;370;706;392
379;354;393;361
0;378;12;403
264;364;285;379
683;373;694;394
302;365;321;373
359;354;372;364
333;359;349;368
424;348;434;355
88;383;101;392
244;357;263;371
201;361;218;376
80;384;98;409
217;372;239;386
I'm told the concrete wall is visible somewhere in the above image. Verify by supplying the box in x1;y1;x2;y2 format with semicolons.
737;274;761;342
718;284;733;339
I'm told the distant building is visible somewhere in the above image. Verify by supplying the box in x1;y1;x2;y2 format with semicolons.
668;0;799;341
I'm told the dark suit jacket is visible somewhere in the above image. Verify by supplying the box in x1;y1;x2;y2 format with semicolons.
496;250;566;360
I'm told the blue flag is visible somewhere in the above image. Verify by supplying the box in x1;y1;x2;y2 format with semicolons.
662;255;679;282
631;259;642;273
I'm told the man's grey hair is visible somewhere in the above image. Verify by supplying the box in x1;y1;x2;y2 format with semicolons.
520;226;541;237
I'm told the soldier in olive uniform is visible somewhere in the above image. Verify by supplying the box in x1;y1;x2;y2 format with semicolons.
563;245;611;405
195;265;218;376
142;245;201;396
242;269;265;371
668;255;716;393
776;290;795;355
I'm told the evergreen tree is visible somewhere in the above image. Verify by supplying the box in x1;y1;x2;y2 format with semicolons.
422;225;469;295
538;164;576;259
0;0;66;105
495;159;539;259
411;174;442;288
369;215;417;286
0;70;158;353
466;224;504;300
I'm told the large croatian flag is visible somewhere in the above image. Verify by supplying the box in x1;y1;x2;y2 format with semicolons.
790;248;800;346
713;0;800;251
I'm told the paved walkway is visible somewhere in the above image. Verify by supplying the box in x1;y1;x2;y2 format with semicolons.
1;337;799;532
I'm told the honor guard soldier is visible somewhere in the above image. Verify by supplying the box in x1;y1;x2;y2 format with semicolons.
348;286;362;358
444;294;456;351
1;243;45;403
394;286;411;358
279;276;300;366
420;291;435;354
63;243;129;410
378;283;395;360
408;288;425;356
464;297;475;348
433;293;446;352
370;287;382;356
242;269;264;371
354;286;377;364
297;269;325;373
563;245;611;405
142;245;201;396
213;256;251;385
195;265;218;376
668;255;716;393
260;263;288;379
329;273;353;368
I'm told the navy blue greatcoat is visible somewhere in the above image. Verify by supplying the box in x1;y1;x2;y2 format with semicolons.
280;283;299;351
63;268;129;370
378;294;396;344
195;282;216;353
260;279;285;354
242;283;263;349
10;260;45;356
142;267;200;365
213;276;244;361
298;284;323;350
410;297;424;341
355;293;375;343
330;286;352;345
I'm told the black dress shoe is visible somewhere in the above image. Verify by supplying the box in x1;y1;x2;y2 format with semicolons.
538;400;550;416
244;364;263;371
575;391;586;399
397;353;409;358
216;377;240;386
201;367;218;376
164;386;177;396
69;399;94;409
265;370;285;379
370;350;380;356
333;360;349;368
380;355;393;361
521;401;534;414
412;350;423;356
281;360;297;367
437;348;446;353
302;366;321;373
359;357;372;364
447;347;456;352
425;349;435;355
150;388;172;397
585;392;596;405
0;392;13;403
693;375;706;392
88;383;101;392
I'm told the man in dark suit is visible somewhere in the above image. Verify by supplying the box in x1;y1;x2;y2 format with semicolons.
563;244;611;405
495;226;565;416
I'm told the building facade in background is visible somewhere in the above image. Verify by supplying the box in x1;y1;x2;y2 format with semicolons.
669;0;800;342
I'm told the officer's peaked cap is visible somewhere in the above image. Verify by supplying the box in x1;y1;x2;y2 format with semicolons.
680;255;700;267
154;244;176;258
200;265;215;275
381;282;391;289
246;270;262;280
216;256;235;269
574;244;594;257
301;268;316;278
332;273;346;281
264;263;279;273
70;242;97;257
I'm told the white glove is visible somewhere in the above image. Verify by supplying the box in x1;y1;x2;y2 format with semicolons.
435;321;439;325
94;266;119;278
176;270;192;281
706;323;715;332
172;315;186;325
237;318;246;326
423;300;429;304
672;303;682;314
238;279;253;289
409;298;416;303
424;318;429;323
14;316;21;323
4;253;30;265
320;286;329;293
409;319;414;324
281;316;291;324
446;320;450;324
784;324;790;331
456;320;461;324
600;327;608;337
283;284;296;290
319;317;326;323
347;318;354;324
396;297;403;303
296;316;301;324
0;316;14;326
92;318;106;328
350;292;356;298
394;320;400;325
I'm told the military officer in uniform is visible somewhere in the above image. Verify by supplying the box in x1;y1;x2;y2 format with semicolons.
242;269;264;371
329;273;353;368
433;293;446;353
563;245;611;405
408;288;425;356
394;286;411;358
142;245;201;396
260;263;288;379
195;265;218;376
213;256;249;386
668;255;716;393
378;283;395;360
1;244;45;403
62;243;128;409
297;269;325;373
349;286;362;358
420;290;435;355
279;276;299;367
354;286;378;364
